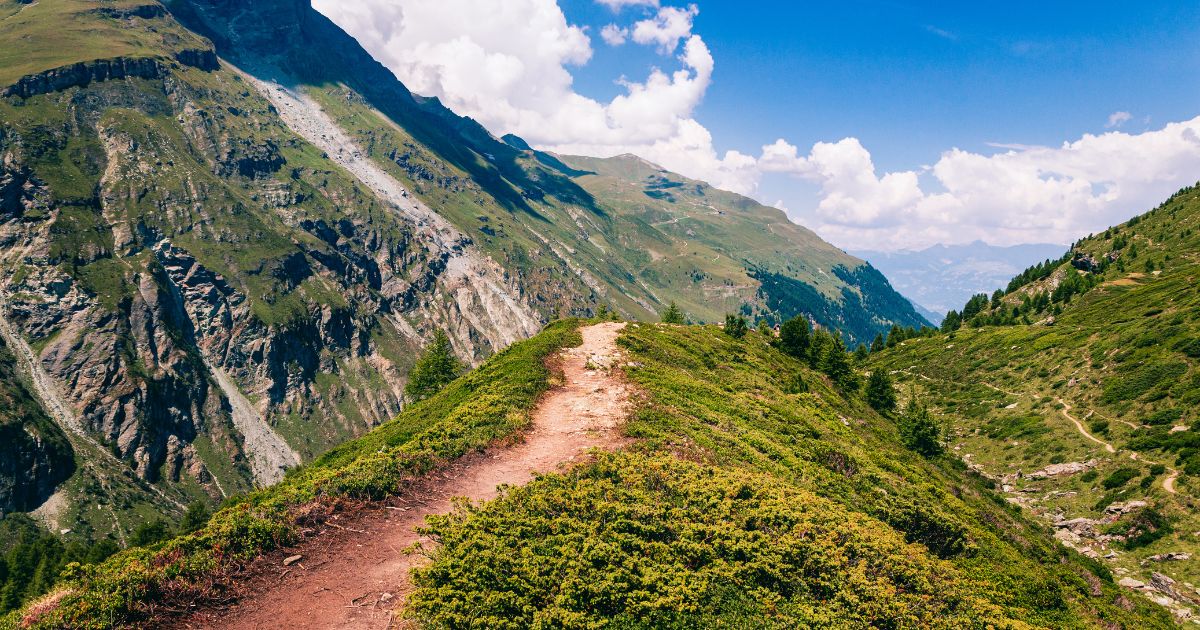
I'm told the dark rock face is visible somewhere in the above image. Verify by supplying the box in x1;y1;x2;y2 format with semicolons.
175;48;221;72
219;139;286;179
1071;253;1101;273
0;163;50;221
3;58;165;99
0;343;74;516
166;0;312;68
1;52;219;99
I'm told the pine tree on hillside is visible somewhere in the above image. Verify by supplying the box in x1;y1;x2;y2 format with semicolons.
661;302;685;324
866;370;897;412
870;333;885;352
179;501;211;534
724;314;748;339
898;395;943;457
941;310;962;332
853;344;869;364
808;329;832;368
820;336;858;391
406;330;464;403
778;316;811;359
885;324;902;348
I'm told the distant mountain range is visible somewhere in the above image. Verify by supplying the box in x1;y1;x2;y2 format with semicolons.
853;241;1066;320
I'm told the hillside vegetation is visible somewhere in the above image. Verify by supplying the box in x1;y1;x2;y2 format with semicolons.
406;322;1170;628
874;184;1200;620
5;318;1176;628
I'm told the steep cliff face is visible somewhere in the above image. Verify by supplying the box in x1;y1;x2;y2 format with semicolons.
0;340;74;516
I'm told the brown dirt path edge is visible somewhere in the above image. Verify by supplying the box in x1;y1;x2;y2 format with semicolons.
174;323;632;629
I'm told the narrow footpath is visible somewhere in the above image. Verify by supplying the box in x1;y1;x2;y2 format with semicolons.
179;322;632;629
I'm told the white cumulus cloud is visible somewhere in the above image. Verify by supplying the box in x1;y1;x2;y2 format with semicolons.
313;0;1200;252
601;24;629;46
631;4;699;54
763;118;1200;249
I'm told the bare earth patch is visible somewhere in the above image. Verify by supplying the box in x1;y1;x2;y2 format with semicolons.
175;323;632;629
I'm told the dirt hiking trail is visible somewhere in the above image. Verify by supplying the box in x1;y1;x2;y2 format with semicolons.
177;323;631;629
1056;399;1116;454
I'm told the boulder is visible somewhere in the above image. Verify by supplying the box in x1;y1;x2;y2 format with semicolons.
1104;500;1148;516
1146;552;1192;563
1054;518;1098;537
1027;459;1097;480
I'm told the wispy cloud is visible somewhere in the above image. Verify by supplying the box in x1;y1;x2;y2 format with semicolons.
1106;111;1132;128
596;0;659;10
985;142;1050;151
923;25;957;41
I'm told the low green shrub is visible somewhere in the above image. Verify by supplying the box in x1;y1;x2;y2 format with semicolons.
410;453;1007;629
1102;467;1140;490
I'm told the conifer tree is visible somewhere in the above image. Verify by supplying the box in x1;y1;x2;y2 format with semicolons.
179;501;211;534
820;336;858;391
406;330;464;402
870;333;885;352
866;370;897;412
661;302;685;324
778;316;811;359
898;395;942;457
941;310;962;332
724;314;748;339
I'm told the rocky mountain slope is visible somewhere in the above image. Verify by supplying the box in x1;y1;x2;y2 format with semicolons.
0;0;926;550
873;184;1200;622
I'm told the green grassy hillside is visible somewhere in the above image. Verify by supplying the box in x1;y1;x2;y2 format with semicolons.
873;184;1200;620
0;0;210;86
7;319;1174;628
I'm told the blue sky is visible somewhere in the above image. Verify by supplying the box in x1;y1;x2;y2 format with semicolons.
318;0;1200;251
566;1;1200;165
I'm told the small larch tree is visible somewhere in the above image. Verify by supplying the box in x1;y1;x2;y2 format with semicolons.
724;314;748;339
406;330;464;403
778;316;811;360
661;302;685;324
898;395;943;457
866;370;896;413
